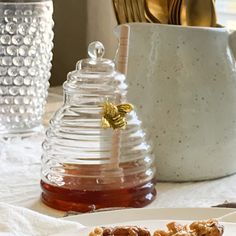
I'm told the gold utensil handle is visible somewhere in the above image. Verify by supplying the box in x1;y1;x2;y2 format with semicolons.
137;0;148;22
145;0;168;24
113;0;218;26
113;0;127;24
180;0;216;27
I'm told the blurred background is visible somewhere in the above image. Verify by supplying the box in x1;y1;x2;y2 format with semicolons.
51;0;236;86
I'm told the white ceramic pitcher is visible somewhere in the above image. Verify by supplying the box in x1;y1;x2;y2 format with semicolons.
116;23;236;181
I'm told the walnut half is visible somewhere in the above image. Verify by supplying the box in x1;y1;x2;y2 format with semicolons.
89;226;151;236
189;219;224;236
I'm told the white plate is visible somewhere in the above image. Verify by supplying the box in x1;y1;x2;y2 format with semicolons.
67;208;236;235
67;207;236;226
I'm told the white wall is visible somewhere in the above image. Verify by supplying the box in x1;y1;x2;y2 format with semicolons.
216;0;236;29
86;0;118;59
51;0;87;86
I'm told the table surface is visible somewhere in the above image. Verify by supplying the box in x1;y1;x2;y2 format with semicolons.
1;86;236;218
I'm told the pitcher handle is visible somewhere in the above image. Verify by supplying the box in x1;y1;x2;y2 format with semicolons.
229;30;236;59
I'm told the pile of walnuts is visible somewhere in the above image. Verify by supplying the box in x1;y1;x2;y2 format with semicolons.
154;219;224;236
88;219;224;236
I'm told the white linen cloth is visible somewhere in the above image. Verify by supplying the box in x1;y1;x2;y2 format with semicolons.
0;203;85;236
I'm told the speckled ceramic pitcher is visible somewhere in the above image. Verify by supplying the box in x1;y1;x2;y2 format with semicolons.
116;23;236;181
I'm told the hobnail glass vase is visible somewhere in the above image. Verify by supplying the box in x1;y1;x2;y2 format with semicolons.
0;0;53;136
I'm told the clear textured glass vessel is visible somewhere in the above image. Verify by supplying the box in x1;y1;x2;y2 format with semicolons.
41;42;156;212
0;0;53;136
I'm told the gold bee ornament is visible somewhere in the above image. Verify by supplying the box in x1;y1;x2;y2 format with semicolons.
101;101;134;130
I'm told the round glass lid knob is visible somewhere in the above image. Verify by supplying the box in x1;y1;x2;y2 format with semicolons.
88;41;105;60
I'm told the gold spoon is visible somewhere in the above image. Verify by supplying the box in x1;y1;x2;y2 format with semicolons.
173;0;181;24
131;0;141;21
180;0;215;27
167;0;172;9
144;0;160;23
211;0;217;27
113;0;149;24
145;0;169;24
121;0;130;22
125;0;135;22
137;0;149;22
113;0;127;24
169;0;180;24
133;0;142;21
176;0;182;25
168;0;175;24
144;0;155;22
171;0;178;24
133;0;150;23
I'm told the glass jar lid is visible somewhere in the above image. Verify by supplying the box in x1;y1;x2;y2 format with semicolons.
76;41;115;74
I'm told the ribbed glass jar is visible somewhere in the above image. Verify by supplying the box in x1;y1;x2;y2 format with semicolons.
0;0;53;136
41;42;156;212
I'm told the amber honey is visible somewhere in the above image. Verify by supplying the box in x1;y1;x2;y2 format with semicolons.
41;179;157;213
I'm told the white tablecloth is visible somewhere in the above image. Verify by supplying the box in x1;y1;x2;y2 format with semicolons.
1;87;236;217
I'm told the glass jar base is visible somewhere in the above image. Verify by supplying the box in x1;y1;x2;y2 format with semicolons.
41;179;157;213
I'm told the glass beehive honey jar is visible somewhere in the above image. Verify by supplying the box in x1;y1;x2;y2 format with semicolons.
41;41;156;212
